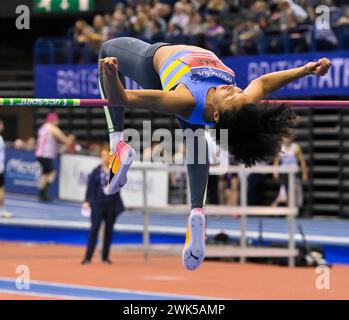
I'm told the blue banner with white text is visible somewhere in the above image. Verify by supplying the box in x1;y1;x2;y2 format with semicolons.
35;51;349;98
5;148;59;197
222;50;349;97
35;64;141;98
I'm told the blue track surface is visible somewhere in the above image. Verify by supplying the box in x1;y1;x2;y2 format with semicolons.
0;278;209;300
1;193;349;264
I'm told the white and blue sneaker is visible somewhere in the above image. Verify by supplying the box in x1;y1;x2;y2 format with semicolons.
182;208;206;271
107;140;136;195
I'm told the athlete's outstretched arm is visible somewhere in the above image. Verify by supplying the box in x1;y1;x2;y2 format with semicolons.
243;58;332;103
100;57;192;115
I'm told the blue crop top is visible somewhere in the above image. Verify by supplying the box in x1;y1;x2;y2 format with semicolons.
159;49;236;126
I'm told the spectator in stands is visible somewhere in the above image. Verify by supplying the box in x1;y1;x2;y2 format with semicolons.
223;173;240;206
308;0;339;50
205;15;225;38
35;113;72;202
149;7;168;34
165;22;185;43
205;15;226;54
237;20;263;55
62;134;82;154
92;15;109;42
0;119;12;219
206;0;228;16
13;137;36;151
73;20;94;44
148;20;166;43
143;7;167;42
24;137;36;151
183;12;206;37
104;13;113;26
154;1;172;20
70;0;343;61
14;139;25;150
87;142;102;156
250;1;270;29
169;2;190;30
272;134;308;208
336;6;349;25
132;11;150;39
222;156;240;206
82;146;124;265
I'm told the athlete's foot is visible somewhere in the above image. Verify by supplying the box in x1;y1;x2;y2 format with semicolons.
107;140;136;195
182;208;206;271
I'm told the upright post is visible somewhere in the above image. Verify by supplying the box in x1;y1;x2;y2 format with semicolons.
288;170;297;267
239;171;248;263
142;168;150;263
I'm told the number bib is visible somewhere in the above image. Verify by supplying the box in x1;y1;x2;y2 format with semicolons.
178;52;236;84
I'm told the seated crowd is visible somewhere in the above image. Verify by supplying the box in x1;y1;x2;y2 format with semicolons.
70;0;349;60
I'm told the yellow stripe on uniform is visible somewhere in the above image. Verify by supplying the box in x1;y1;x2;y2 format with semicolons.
161;59;182;84
164;65;191;92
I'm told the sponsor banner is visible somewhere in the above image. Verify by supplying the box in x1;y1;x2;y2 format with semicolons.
121;166;169;208
35;64;141;98
59;154;100;201
36;51;349;98
222;50;349;97
5;148;59;196
59;155;168;207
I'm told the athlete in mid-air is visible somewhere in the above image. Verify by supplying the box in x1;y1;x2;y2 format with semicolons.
98;37;332;271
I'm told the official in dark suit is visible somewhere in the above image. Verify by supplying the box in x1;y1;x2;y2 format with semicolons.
82;147;124;264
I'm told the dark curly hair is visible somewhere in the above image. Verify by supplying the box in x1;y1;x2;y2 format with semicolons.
214;103;297;167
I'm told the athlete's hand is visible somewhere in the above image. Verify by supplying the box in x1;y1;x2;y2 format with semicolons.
304;58;332;76
82;202;90;209
100;57;119;80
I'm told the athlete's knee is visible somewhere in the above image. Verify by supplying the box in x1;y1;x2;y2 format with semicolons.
100;40;112;58
100;37;131;58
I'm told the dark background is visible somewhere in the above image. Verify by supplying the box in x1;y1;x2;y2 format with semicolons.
0;0;114;69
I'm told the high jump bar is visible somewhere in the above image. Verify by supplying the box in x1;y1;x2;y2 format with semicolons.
0;98;349;108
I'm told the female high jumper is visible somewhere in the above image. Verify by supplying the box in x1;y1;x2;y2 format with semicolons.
98;37;331;271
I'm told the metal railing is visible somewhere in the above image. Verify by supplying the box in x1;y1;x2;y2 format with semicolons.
127;163;299;267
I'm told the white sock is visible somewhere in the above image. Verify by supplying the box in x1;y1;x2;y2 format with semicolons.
109;131;123;153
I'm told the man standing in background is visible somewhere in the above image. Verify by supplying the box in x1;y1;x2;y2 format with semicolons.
0;119;12;218
81;146;124;265
35;112;72;202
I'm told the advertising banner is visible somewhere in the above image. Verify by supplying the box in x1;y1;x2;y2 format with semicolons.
35;64;141;98
36;51;349;98
5;148;59;197
222;50;349;97
59;155;169;207
59;154;100;202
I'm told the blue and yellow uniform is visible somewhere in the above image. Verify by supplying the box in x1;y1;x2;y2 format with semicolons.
159;49;236;126
99;37;234;211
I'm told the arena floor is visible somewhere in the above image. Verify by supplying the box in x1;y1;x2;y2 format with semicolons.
0;241;349;300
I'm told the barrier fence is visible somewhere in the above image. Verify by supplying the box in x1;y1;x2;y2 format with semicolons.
127;163;299;267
